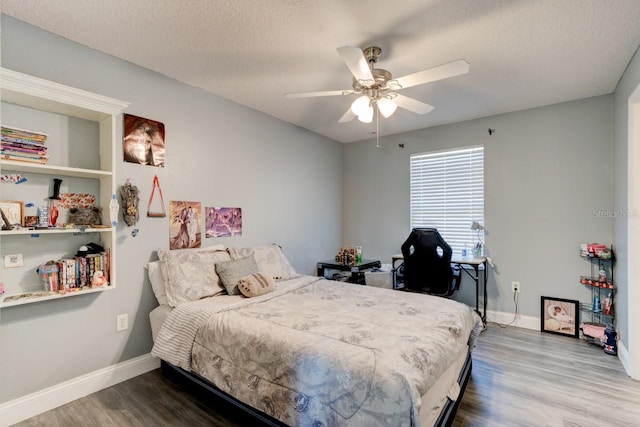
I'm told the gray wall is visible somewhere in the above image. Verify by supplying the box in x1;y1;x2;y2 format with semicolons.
0;16;343;403
343;96;613;316
613;46;640;350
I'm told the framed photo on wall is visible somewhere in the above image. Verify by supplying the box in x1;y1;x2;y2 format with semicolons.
541;296;579;338
0;200;24;227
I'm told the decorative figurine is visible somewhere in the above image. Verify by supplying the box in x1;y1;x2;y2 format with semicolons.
38;206;49;227
120;178;140;226
92;270;107;287
48;178;62;227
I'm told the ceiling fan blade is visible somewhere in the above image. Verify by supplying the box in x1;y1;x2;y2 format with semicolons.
393;94;434;115
394;59;469;89
338;107;356;123
337;46;374;84
285;89;354;98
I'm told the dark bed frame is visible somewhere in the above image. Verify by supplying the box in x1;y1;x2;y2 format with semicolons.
161;351;472;427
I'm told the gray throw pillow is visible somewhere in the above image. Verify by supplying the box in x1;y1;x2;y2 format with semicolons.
215;255;259;295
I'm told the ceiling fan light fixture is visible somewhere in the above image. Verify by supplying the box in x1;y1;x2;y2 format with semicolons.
351;95;371;116
357;106;374;123
377;98;398;118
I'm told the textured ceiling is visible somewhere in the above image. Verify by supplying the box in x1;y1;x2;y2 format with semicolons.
3;0;640;143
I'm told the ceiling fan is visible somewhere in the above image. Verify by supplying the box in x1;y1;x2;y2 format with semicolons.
285;46;470;124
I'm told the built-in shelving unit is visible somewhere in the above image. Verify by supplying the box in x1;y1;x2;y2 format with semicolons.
0;68;129;309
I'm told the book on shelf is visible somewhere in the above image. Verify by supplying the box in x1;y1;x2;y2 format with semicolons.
74;256;88;287
1;126;48;142
1;153;49;164
2;145;47;155
1;137;48;147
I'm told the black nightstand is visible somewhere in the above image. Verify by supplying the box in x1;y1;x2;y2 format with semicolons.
316;259;382;285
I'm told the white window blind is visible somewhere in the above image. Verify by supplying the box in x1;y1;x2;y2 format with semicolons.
410;146;484;255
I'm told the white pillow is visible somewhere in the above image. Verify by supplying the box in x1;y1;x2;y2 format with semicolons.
145;244;225;306
227;244;298;280
157;245;228;307
145;260;168;305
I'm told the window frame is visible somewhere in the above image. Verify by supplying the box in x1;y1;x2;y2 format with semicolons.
409;145;485;256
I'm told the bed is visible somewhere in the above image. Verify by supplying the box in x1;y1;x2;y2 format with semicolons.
148;245;482;427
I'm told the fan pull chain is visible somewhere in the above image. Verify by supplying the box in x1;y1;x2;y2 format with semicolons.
376;105;380;148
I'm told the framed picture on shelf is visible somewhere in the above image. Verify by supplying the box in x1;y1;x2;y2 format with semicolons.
541;296;579;338
0;200;25;227
24;215;39;228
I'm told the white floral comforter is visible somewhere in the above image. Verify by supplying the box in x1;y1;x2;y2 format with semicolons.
152;276;481;427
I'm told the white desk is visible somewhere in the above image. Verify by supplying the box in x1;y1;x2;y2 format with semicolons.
391;254;488;323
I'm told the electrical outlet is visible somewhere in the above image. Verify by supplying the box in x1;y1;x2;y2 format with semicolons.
4;254;23;268
511;281;521;293
116;314;128;332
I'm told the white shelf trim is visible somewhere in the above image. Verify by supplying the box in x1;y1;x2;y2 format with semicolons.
0;159;113;178
1;227;113;236
1;68;130;116
0;284;115;309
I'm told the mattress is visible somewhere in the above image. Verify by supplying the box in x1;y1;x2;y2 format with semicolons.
151;276;481;426
150;304;173;343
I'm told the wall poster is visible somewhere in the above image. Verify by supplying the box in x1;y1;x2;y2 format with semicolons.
169;201;201;250
205;207;242;238
123;114;165;167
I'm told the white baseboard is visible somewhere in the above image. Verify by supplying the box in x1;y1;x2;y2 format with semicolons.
617;340;635;379
486;309;540;330
0;353;160;427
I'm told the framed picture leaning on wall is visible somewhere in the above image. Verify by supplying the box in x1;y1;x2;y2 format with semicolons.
541;296;579;338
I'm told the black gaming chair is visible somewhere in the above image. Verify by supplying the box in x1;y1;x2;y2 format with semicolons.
401;228;461;296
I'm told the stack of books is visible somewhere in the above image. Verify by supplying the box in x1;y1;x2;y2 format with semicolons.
1;126;49;164
46;251;110;291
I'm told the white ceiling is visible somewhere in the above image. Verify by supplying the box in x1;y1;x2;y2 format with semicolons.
3;0;640;143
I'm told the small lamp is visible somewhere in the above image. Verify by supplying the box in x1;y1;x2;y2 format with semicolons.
470;221;485;257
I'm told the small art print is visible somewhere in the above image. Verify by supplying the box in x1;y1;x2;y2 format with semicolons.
541;296;579;338
169;201;201;250
205;207;242;238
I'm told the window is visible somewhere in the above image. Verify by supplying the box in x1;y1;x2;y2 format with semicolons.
410;146;484;255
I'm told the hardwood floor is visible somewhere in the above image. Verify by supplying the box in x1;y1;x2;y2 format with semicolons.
13;325;640;426
454;324;640;427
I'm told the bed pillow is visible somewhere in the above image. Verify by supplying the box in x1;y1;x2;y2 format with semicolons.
145;260;168;306
146;244;225;306
227;244;298;280
158;246;230;307
215;255;260;295
238;272;275;297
